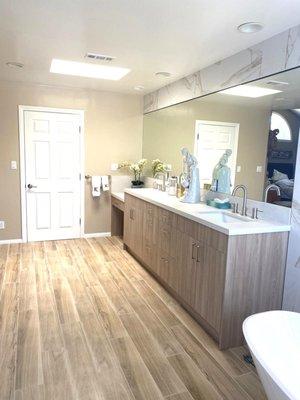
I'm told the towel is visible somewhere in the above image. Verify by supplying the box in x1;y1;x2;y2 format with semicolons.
101;175;109;191
91;176;101;197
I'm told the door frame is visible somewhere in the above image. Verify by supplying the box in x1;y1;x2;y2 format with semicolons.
19;105;85;242
194;119;240;187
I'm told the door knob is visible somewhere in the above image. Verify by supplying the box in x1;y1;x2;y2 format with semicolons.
27;183;37;189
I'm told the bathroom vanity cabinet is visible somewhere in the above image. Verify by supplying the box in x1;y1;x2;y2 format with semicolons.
124;193;289;349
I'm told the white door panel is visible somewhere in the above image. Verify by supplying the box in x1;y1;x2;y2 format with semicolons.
24;110;82;241
195;121;239;188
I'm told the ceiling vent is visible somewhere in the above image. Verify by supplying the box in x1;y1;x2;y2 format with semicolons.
85;53;115;62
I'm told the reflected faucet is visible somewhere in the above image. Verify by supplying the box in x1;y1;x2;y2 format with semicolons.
264;184;281;202
232;184;248;216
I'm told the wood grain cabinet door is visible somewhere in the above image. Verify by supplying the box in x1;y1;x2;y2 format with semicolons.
142;209;158;273
176;233;199;307
124;195;143;258
193;245;226;331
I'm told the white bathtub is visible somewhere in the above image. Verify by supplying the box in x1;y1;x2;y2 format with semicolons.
243;311;300;400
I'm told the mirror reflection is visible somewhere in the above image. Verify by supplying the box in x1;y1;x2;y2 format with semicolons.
143;68;300;207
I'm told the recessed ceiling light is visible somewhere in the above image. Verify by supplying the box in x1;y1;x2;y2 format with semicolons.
6;61;24;69
221;85;281;98
237;22;263;33
50;59;130;80
155;71;171;78
134;85;145;91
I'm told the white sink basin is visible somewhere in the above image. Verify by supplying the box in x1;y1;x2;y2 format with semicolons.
199;211;252;223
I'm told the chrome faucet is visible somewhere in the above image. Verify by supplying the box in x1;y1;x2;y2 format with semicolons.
232;184;248;216
154;172;166;191
264;184;281;202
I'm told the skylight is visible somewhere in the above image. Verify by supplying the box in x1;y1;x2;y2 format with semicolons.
50;59;130;80
220;85;282;98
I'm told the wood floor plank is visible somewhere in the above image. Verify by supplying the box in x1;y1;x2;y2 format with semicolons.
99;273;134;315
16;247;43;391
168;302;251;377
0;239;263;400
15;385;45;400
168;352;223;400
88;284;128;340
111;336;164;400
171;324;252;400
235;372;267;400
0;244;9;295
120;312;186;397
165;391;195;400
60;322;101;400
4;253;20;284
0;283;19;400
107;262;184;356
133;279;181;327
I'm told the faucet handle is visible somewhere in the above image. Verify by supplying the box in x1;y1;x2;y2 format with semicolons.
231;202;238;213
252;207;263;219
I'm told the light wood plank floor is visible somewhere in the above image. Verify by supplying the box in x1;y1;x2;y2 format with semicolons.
0;237;267;400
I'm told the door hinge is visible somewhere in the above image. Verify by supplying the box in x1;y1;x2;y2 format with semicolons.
197;133;199;140
79;173;82;180
79;217;82;225
79;126;82;133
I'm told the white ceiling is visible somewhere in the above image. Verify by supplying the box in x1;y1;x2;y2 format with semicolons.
1;0;300;94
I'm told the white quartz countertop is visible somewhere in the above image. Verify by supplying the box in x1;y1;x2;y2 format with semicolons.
124;188;291;236
111;192;125;202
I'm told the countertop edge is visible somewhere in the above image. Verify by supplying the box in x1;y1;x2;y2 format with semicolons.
124;189;291;236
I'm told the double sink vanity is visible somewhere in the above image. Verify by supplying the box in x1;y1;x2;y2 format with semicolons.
112;188;290;349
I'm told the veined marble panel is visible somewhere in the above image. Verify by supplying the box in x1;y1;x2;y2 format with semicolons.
144;25;300;113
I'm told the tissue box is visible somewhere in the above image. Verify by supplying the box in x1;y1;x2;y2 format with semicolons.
215;202;231;209
206;199;231;209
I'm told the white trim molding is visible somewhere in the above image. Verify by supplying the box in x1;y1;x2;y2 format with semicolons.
83;232;111;238
0;239;23;245
18;105;85;242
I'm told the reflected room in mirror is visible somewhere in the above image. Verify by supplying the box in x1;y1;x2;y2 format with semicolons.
143;68;300;208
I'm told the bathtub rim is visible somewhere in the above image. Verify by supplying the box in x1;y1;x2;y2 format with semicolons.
243;310;299;400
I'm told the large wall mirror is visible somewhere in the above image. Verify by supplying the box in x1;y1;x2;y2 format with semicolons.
143;68;300;207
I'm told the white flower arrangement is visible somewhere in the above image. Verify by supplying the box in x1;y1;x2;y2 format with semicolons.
118;159;147;183
151;159;167;177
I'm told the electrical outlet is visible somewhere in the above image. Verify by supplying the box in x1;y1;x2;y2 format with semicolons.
0;221;5;229
236;166;241;172
10;160;17;170
256;165;263;173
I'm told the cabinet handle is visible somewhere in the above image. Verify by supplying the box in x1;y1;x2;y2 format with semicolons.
192;243;197;260
130;209;134;220
196;245;201;262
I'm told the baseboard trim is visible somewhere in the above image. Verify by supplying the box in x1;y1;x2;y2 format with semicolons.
0;238;23;245
83;232;111;238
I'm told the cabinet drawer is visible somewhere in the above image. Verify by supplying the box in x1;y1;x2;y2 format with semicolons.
159;208;176;227
176;214;227;253
145;202;158;222
111;196;124;211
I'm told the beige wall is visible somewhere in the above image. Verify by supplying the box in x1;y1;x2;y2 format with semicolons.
143;98;270;200
0;81;143;240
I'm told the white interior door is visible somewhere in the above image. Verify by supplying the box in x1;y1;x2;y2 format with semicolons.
24;110;82;241
195;120;239;188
